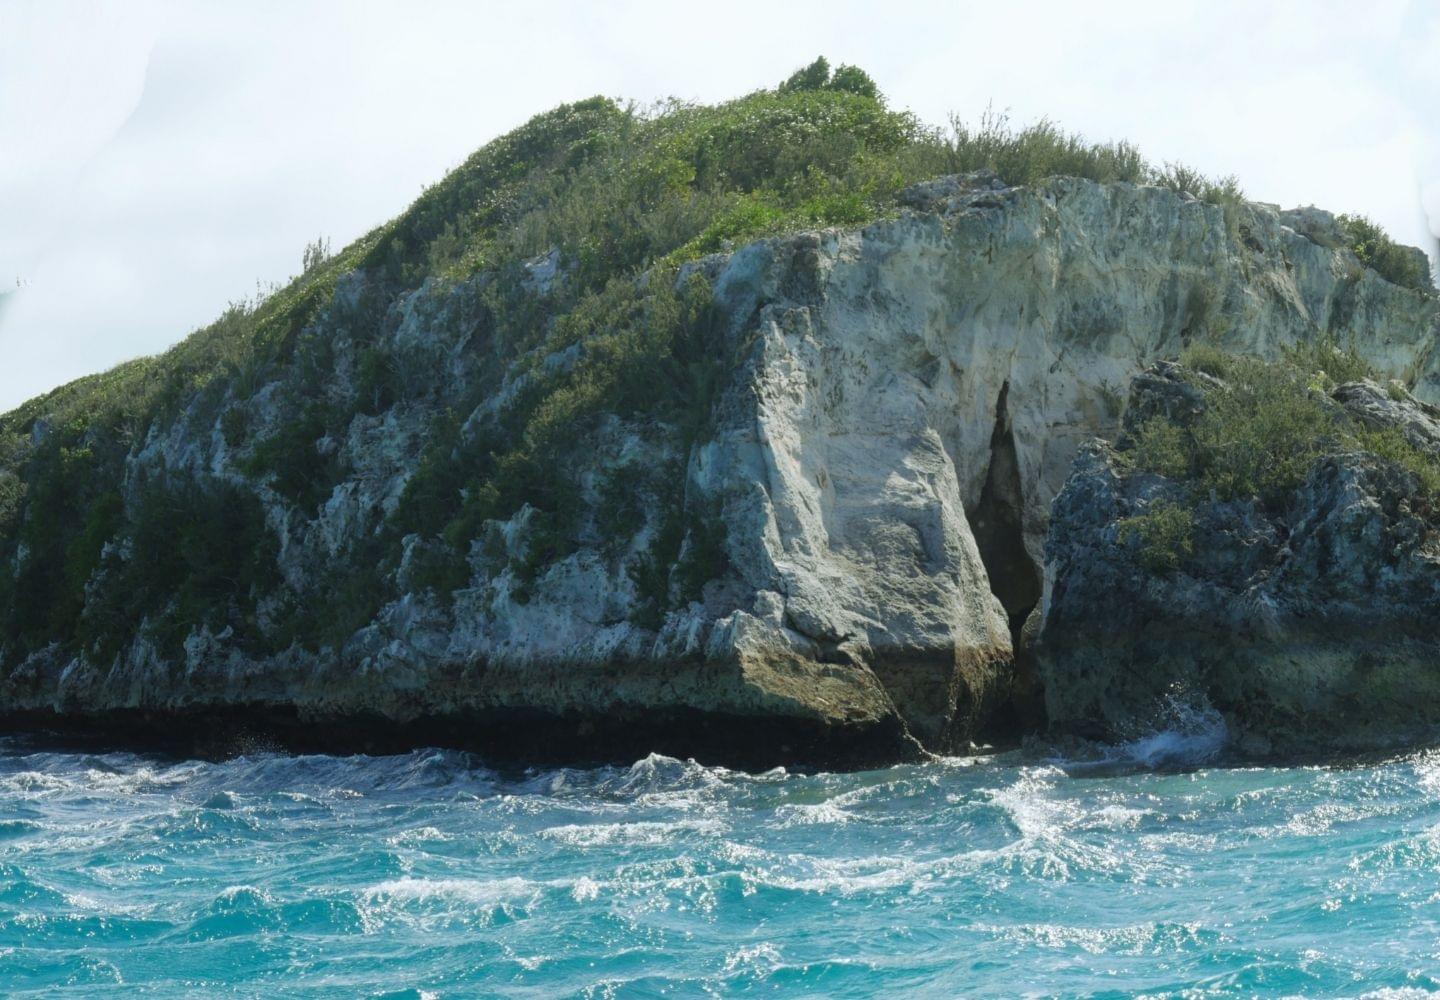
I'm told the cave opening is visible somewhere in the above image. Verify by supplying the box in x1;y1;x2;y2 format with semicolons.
966;381;1046;734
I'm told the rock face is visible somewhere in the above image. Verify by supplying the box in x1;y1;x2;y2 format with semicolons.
1038;365;1440;755
1;173;1437;766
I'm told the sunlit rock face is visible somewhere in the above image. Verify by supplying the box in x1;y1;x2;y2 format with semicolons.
2;173;1435;766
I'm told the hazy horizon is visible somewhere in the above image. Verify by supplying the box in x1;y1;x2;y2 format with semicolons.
4;0;1438;411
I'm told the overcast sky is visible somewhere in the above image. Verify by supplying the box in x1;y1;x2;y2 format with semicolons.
3;0;1438;411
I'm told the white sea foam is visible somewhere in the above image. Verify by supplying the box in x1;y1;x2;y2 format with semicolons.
539;817;726;846
722;942;784;976
1050;696;1229;775
384;826;454;848
1117;698;1227;769
774;801;853;826
570;876;601;903
363;876;539;907
983;920;1211;956
1;770;82;794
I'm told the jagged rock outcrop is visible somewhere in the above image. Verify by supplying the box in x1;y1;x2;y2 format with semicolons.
1037;364;1440;755
1;171;1437;765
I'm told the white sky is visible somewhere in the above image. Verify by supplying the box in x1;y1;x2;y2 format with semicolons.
3;0;1438;411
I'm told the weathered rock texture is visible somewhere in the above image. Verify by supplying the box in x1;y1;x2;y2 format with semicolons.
2;173;1437;765
1038;365;1440;755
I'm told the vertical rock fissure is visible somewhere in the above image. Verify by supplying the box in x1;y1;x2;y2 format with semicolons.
969;381;1043;640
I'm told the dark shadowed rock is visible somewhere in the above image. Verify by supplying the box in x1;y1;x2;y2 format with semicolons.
1333;379;1440;456
1038;364;1440;755
1118;360;1219;443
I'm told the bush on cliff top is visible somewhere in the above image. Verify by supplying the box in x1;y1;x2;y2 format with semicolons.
1338;214;1432;293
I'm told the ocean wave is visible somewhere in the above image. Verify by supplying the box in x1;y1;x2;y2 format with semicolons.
362;876;543;911
539;817;727;846
981;919;1220;956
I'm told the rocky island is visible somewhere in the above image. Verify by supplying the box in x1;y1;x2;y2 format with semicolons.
1;61;1436;766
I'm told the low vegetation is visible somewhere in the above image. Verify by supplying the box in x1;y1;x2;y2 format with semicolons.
1116;500;1195;573
1338;214;1432;292
1126;341;1440;511
1117;341;1440;572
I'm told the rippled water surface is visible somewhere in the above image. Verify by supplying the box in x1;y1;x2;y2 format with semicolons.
4;733;1440;998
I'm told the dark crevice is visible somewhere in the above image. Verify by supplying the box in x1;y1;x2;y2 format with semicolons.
966;380;1046;735
970;381;1042;631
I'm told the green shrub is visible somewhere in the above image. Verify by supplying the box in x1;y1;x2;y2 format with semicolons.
944;108;1149;188
1179;342;1235;380
267;531;391;653
1338;214;1431;292
75;474;280;661
1279;335;1373;387
672;192;787;260
1189;357;1341;503
389;270;725;602
1129;351;1347;504
779;57;833;94
1127;350;1440;509
64;491;122;595
220;405;250;448
240;404;349;512
673;498;730;602
402;538;472;599
1152;163;1248;241
1116;500;1194;572
828;64;880;100
0;472;23;538
596;463;652;553
1153;162;1245;209
797;188;873;226
777;58;880;100
0;428;132;654
1127;418;1193;480
1355;427;1440;496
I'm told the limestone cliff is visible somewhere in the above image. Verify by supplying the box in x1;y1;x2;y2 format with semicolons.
1;153;1435;763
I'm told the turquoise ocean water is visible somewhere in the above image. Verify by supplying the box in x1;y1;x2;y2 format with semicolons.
3;718;1440;998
